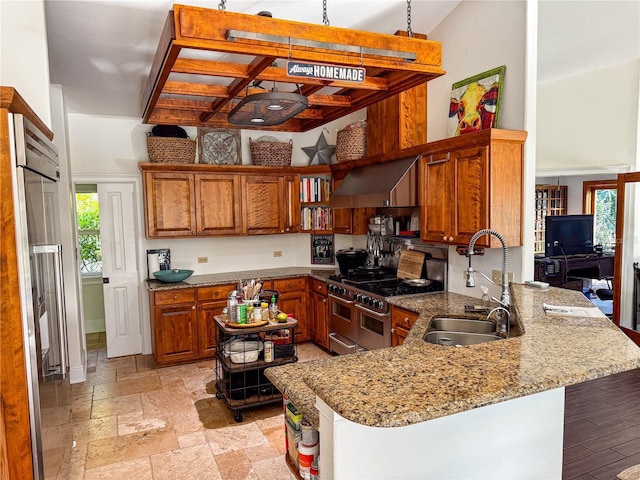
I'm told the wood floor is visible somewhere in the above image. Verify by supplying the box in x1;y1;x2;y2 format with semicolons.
563;367;640;479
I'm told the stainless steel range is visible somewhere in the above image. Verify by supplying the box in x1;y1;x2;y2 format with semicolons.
327;243;447;355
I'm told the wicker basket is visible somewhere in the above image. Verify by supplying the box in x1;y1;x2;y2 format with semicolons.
249;138;293;166
146;136;196;163
336;126;367;162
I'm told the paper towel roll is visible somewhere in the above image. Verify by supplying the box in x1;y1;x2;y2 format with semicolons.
148;253;160;279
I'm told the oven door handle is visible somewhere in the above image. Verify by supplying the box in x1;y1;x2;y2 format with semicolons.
328;333;357;350
328;294;355;305
355;304;388;317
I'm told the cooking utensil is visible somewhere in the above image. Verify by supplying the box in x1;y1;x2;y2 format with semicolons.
336;247;367;275
402;278;433;287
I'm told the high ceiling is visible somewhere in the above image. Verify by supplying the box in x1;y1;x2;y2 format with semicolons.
44;1;640;119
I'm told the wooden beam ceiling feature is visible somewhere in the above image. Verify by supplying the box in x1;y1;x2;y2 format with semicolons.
142;5;444;131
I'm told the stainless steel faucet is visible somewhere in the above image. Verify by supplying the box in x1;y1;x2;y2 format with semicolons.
465;229;510;332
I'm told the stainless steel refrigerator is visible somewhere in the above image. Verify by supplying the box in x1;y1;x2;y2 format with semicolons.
10;113;72;478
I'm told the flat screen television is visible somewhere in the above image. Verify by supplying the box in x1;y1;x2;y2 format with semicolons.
545;214;594;257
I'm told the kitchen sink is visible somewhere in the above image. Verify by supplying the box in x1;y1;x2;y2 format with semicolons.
428;317;497;334
424;317;503;346
424;331;503;346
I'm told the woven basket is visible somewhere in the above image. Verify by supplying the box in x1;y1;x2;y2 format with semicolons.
336;126;367;162
146;136;196;163
249;138;293;166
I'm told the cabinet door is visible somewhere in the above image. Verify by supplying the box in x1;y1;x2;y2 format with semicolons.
152;304;199;364
277;284;309;342
311;291;329;349
195;174;242;236
451;146;489;245
198;301;225;358
241;175;284;235
284;175;300;233
422;153;453;244
144;172;196;237
391;325;410;346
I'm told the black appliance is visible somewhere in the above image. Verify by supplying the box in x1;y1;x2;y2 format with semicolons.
545;214;595;257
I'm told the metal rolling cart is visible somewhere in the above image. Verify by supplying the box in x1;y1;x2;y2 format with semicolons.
213;315;297;422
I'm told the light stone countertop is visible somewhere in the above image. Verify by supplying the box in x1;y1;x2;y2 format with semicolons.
146;267;336;291
265;284;640;429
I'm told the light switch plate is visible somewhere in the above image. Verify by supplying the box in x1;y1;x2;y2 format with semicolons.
492;270;514;283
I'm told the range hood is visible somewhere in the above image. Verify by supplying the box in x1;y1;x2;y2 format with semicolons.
329;156;419;208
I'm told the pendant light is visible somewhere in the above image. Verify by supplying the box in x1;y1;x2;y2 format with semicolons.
228;87;308;127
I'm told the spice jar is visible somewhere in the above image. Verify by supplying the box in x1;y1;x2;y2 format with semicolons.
253;302;262;321
261;302;269;321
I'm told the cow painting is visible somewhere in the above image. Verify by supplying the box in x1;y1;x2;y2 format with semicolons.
447;66;505;137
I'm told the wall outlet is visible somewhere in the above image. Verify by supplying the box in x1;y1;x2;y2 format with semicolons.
197;257;208;264
273;251;283;257
492;270;514;283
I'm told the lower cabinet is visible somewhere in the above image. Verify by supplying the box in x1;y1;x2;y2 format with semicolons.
272;277;310;342
391;306;419;347
310;279;329;349
150;284;235;365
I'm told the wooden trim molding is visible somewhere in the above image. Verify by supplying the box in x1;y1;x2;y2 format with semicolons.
0;107;34;480
582;179;617;214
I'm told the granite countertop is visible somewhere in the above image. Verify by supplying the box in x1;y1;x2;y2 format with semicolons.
146;267;336;291
265;284;640;429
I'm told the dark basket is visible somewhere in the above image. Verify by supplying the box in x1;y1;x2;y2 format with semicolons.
146;136;196;163
249;138;293;166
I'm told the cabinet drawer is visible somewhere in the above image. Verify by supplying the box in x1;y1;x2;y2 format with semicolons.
153;288;196;306
198;284;234;302
391;307;419;329
310;279;327;295
273;277;306;292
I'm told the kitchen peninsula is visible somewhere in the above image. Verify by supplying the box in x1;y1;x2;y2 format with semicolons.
265;284;640;479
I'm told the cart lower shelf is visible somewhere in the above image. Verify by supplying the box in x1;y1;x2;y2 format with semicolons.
215;379;282;422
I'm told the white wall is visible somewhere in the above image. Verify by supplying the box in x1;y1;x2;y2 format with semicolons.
66;111;368;280
423;1;528;299
537;60;639;175
0;0;52;126
536;174;617;215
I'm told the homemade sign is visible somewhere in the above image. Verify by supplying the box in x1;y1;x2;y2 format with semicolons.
287;61;366;83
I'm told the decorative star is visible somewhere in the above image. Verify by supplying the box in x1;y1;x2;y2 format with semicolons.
302;130;335;165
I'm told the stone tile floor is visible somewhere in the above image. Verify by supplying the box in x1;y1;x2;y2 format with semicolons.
69;342;331;479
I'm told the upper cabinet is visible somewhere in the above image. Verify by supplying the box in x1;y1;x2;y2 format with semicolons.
240;174;300;235
140;164;305;239
143;171;197;237
419;129;527;248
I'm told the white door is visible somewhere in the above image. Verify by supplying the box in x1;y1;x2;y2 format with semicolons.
98;183;142;358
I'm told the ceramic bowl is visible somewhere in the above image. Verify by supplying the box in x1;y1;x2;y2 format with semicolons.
153;269;194;283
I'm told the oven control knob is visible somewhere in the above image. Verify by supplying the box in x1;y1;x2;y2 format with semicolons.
366;297;374;306
376;300;385;309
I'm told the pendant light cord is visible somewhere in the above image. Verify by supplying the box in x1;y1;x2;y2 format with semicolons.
406;0;413;37
322;0;330;26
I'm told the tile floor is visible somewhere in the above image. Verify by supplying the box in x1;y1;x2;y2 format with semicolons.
69;341;331;479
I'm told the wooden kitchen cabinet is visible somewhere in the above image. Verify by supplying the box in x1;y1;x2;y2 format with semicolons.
391;306;419;347
197;284;235;358
142;169;241;238
419;129;526;248
150;284;236;365
195;174;242;236
310;279;329;349
271;277;310;342
151;289;199;365
241;174;300;235
143;171;196;237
